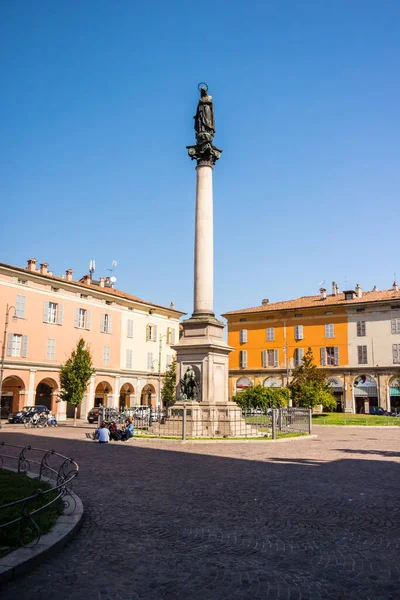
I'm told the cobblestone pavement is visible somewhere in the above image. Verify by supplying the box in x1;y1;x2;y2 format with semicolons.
0;425;399;599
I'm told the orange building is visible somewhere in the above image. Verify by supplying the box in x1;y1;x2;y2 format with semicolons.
223;283;400;413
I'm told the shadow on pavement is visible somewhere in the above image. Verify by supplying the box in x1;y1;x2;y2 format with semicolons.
0;429;399;600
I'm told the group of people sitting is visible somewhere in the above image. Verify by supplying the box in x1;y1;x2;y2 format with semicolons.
95;418;134;443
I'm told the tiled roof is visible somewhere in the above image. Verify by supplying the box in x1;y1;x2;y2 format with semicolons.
222;289;400;316
0;262;185;316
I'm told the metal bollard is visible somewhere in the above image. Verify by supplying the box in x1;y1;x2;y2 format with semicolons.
182;404;187;441
308;409;312;433
272;409;277;439
98;404;103;428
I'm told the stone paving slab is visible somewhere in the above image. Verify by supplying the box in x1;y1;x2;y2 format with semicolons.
0;426;399;599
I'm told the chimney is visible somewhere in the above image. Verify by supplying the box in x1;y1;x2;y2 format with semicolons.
332;281;339;296
27;258;37;271
393;281;399;291
372;285;378;292
320;288;327;300
261;298;269;306
65;269;73;281
82;274;91;285
105;277;111;284
355;284;362;298
48;271;53;276
99;277;105;288
170;301;175;309
40;262;48;275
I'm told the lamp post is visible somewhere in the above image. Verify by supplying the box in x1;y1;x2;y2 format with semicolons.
157;334;168;409
0;304;16;429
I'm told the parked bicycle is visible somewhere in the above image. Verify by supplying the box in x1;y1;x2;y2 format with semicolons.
23;413;48;428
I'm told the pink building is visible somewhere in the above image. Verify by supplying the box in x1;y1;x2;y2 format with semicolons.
0;259;183;421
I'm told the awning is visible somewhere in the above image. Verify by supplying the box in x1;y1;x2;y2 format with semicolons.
354;386;377;397
389;386;400;397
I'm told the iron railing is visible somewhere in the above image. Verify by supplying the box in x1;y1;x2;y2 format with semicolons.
0;442;79;548
97;406;312;440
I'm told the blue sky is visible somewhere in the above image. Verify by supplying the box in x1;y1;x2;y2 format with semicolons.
1;1;399;319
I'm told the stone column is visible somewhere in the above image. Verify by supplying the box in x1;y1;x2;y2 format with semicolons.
27;369;36;405
193;165;214;317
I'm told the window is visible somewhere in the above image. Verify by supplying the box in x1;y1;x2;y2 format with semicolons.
147;352;154;370
43;301;63;325
102;346;110;366
127;319;134;338
15;295;26;319
239;350;247;368
325;323;334;338
294;348;304;367
126;349;133;369
46;339;56;360
7;334;28;358
262;349;278;367
393;344;400;364
357;345;368;364
52;287;60;292
357;321;366;337
74;308;91;330
266;327;274;341
325;311;333;315
101;313;112;334
391;318;400;334
239;318;247;322
146;324;157;341
320;346;339;366
240;329;248;344
294;325;304;340
167;327;176;345
356;308;365;313
345;292;355;300
18;279;27;285
166;354;172;367
294;313;303;317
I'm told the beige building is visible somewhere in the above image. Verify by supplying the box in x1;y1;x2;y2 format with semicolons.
0;259;184;420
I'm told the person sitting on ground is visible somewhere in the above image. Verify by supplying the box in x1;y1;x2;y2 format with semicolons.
120;418;134;441
108;420;121;441
95;420;110;443
47;411;58;427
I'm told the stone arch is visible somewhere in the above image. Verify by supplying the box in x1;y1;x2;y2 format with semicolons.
235;377;253;393
36;377;58;411
119;383;135;410
263;376;282;388
141;384;156;408
95;381;113;408
389;376;400;412
353;374;378;413
2;375;25;415
327;376;344;412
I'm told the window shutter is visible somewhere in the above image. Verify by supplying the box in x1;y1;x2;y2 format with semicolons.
103;346;110;366
46;339;51;360
147;352;153;370
74;308;79;328
107;314;112;334
126;349;132;369
171;328;176;344
262;350;267;368
320;347;326;366
21;335;28;358
7;334;13;357
100;314;105;333
127;319;133;338
392;319;397;334
86;310;92;331
240;329;248;343
273;349;278;366
153;325;157;342
146;324;150;341
295;325;303;340
43;301;50;323
16;295;26;318
57;304;64;325
393;344;399;364
334;347;339;366
166;354;172;367
358;346;363;363
243;350;247;368
357;322;361;336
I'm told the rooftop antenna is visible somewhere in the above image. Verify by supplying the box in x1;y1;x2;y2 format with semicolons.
108;260;118;287
89;260;96;279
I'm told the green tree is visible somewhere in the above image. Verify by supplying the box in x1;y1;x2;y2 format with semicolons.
288;347;335;409
161;357;176;408
233;385;289;410
59;338;95;426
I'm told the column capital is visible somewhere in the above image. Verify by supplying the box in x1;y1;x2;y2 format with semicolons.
187;141;222;167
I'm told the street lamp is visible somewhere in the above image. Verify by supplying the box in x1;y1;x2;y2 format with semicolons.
0;304;17;429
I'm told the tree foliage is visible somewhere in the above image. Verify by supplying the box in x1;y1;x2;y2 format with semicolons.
288;347;335;409
59;338;95;409
233;385;289;410
161;357;177;407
